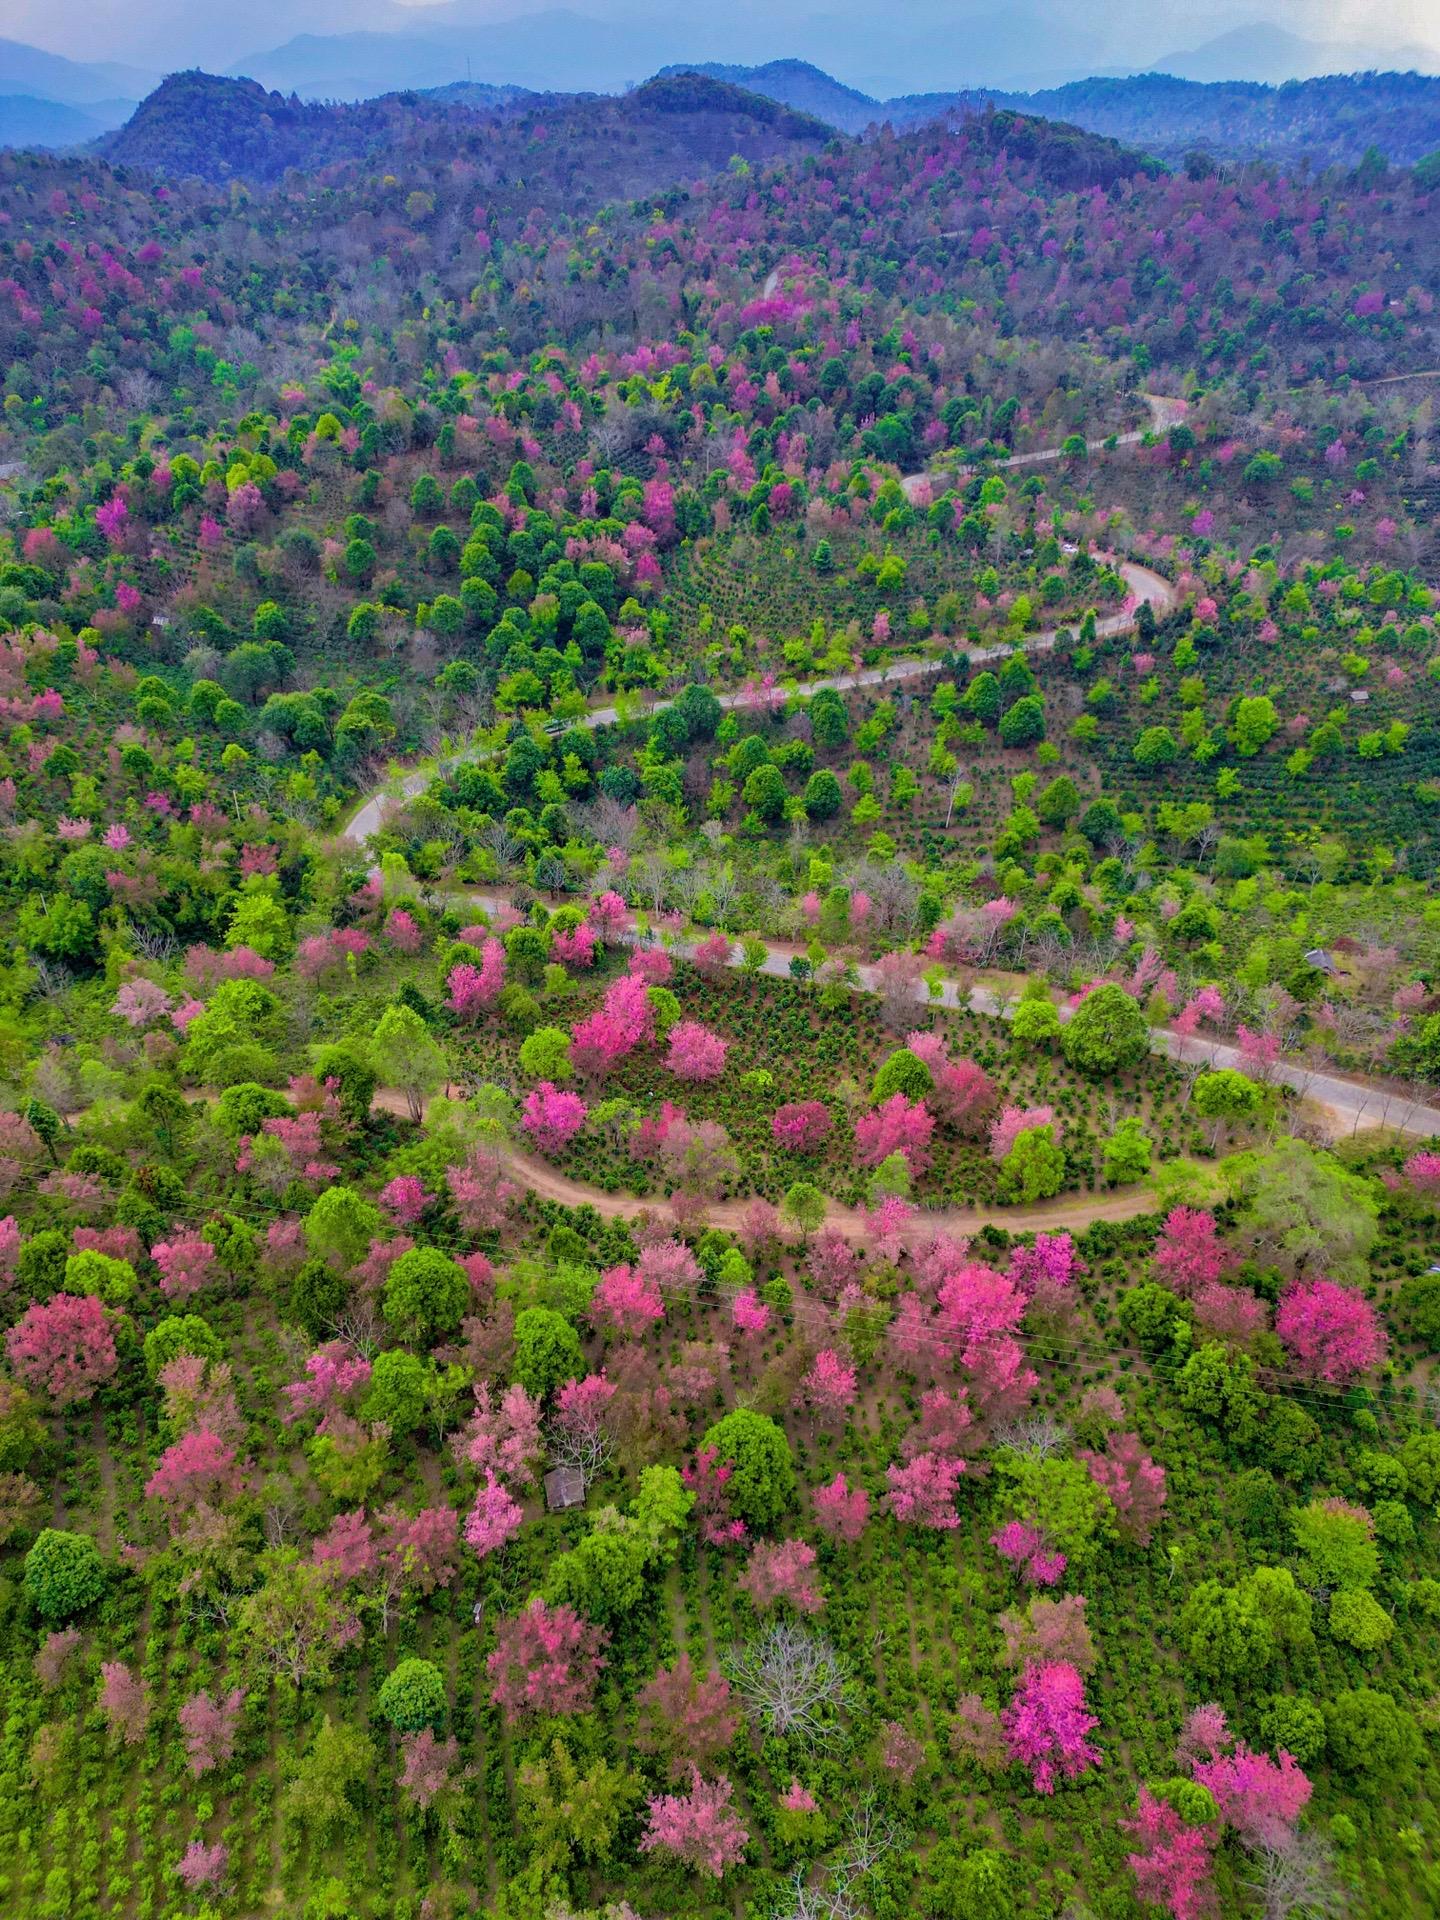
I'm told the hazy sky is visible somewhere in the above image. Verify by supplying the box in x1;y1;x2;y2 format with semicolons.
4;0;1437;86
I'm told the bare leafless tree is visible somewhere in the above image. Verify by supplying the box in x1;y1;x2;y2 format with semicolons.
1242;1834;1346;1920
726;1624;849;1746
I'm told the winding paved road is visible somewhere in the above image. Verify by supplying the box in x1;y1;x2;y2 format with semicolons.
343;555;1176;844
899;391;1189;502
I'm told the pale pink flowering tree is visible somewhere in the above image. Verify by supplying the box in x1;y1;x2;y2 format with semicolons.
990;1104;1056;1163
1275;1278;1385;1384
452;1382;544;1487
145;1429;244;1511
807;1227;858;1298
1002;1660;1100;1793
112;977;172;1028
682;1446;747;1546
590;1263;665;1337
447;1149;521;1233
931;1057;998;1134
398;1728;460;1810
730;1289;771;1338
881;1720;925;1780
884;1452;964;1528
739;1539;823;1614
312;1511;377;1582
175;1842;228;1890
640;1768;748;1879
464;1470;524;1559
178;1688;246;1776
151;1234;217;1301
282;1343;372;1428
771;1100;832;1152
812;1473;869;1542
799;1348;857;1422
667;1020;729;1081
1403;1150;1440;1194
1079;1433;1167;1546
98;1662;151;1745
488;1597;607;1721
635;1655;739;1780
997;1594;1096;1673
379;1175;431;1226
6;1294;117;1407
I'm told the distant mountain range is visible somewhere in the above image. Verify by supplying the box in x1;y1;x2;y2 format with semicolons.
94;68;832;187
656;59;1440;166
3;29;1439;172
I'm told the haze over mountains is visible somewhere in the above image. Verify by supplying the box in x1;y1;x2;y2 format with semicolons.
1;3;1439;165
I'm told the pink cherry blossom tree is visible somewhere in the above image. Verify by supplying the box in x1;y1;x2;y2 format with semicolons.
1001;1660;1100;1793
98;1661;151;1745
1275;1277;1385;1384
640;1767;748;1879
997;1594;1096;1673
521;1082;588;1155
1123;1788;1217;1920
1193;1743;1312;1849
635;1654;739;1779
771;1100;833;1152
855;1094;934;1173
811;1473;869;1542
1154;1207;1228;1297
145;1429;244;1512
487;1597;607;1721
799;1348;857;1423
739;1538;823;1614
884;1452;965;1529
151;1233;217;1301
6;1294;117;1407
1079;1433;1167;1546
398;1727;460;1810
666;1020;729;1081
175;1841;228;1891
178;1688;246;1776
452;1381;544;1487
590;1262;665;1337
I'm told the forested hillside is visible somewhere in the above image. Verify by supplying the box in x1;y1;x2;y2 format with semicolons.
0;62;1436;1920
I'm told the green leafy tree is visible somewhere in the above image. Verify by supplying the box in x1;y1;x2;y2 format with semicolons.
513;1307;584;1400
1324;1690;1421;1792
517;1737;640;1870
362;1350;429;1433
371;1004;447;1124
700;1410;796;1526
871;1048;934;1102
998;1126;1065;1203
1102;1117;1152;1185
377;1658;447;1732
1291;1498;1380;1592
544;1515;650;1622
383;1248;469;1344
1061;983;1150;1078
304;1187;384;1272
283;1714;377;1838
24;1529;105;1622
997;1454;1114;1566
780;1181;827;1240
1230;1140;1378;1284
